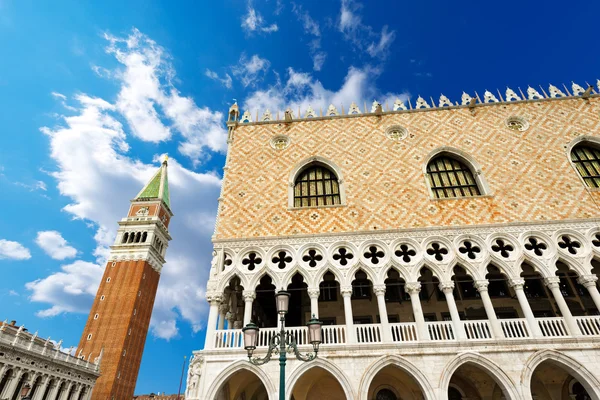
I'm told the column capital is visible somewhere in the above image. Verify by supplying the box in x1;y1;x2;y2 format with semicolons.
205;292;223;304
438;281;455;293
544;276;561;289
242;290;256;301
577;274;599;287
405;282;421;294
218;303;229;314
373;284;386;296
340;286;353;297
509;278;525;289
307;288;320;298
474;280;489;292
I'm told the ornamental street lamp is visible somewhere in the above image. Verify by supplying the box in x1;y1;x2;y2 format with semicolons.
20;383;31;400
243;290;323;400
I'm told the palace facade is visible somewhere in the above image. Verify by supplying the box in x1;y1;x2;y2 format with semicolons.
188;83;600;400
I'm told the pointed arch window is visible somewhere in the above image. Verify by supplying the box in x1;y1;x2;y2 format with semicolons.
571;143;600;188
426;155;481;198
293;165;341;207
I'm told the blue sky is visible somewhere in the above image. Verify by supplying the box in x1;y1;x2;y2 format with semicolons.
1;0;599;394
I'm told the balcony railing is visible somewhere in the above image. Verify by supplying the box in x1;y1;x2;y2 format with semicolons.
211;316;600;349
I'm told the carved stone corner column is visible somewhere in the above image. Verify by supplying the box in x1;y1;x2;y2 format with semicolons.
204;292;223;349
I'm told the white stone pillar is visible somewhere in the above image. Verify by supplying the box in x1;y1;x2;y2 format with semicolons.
33;376;51;400
509;279;543;337
578;275;600;312
545;277;581;336
341;286;356;343
204;293;223;349
3;368;23;400
58;382;73;400
474;280;504;338
217;303;228;330
47;379;62;400
373;285;392;342
439;282;466;340
73;383;84;400
84;386;93;400
307;288;320;319
242;290;256;326
405;282;429;341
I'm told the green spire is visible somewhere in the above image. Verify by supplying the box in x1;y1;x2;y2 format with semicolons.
135;157;170;208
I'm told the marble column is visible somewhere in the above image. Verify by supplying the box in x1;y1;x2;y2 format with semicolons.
578;274;600;312
307;288;320;319
439;282;466;340
33;376;51;400
405;282;429;341
217;303;229;330
2;368;23;400
509;279;543;337
242;290;256;326
545;277;581;336
474;280;504;338
373;284;392;342
204;293;223;349
340;286;356;343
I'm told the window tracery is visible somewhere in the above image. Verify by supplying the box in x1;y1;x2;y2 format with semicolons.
293;165;341;207
426;155;481;198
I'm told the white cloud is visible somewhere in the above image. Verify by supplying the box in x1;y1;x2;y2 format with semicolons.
338;0;396;60
102;29;227;163
241;3;278;34
292;4;327;71
205;69;233;89
28;29;225;340
243;66;410;118
0;239;31;260
367;25;396;59
232;54;271;88
35;231;77;260
26;261;103;317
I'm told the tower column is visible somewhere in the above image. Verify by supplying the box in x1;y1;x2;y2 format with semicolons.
405;282;429;341
474;280;504;338
509;279;543;337
307;288;320;319
204;294;223;349
340;286;355;343
439;282;466;340
578;275;600;312
242;291;256;326
545;277;581;336
373;285;392;342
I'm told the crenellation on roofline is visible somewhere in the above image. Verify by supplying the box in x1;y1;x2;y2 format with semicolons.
226;80;600;127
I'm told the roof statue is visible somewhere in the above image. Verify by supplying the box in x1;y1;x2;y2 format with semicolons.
548;84;566;98
438;94;453;107
415;96;430;109
261;109;272;121
327;104;339;116
597;79;600;91
305;105;317;118
527;86;544;100
393;98;407;111
484;90;499;103
348;102;361;114
461;92;474;105
371;100;382;113
240;110;252;123
572;82;585;96
134;159;171;208
505;87;520;101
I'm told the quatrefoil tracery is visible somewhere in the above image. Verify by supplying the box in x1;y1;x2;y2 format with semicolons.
491;239;514;258
426;242;449;261
222;253;233;271
242;252;262;271
272;251;293;269
592;233;600;248
557;235;581;255
333;247;354;266
524;237;547;257
395;244;416;263
458;241;481;260
363;246;385;264
302;249;323;268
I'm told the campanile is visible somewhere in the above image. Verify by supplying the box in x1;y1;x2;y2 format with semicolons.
78;159;173;400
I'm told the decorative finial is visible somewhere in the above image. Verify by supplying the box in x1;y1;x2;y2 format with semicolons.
163;155;169;165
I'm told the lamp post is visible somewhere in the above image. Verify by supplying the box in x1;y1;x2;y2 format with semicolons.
242;290;323;400
20;383;31;400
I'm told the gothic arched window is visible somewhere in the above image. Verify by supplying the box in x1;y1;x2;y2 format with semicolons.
376;389;398;400
570;143;600;188
293;165;341;207
426;155;481;198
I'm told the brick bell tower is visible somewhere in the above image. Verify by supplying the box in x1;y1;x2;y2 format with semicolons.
78;158;173;400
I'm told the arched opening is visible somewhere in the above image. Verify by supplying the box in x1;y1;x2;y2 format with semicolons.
293;164;341;208
318;271;343;327
425;153;482;199
29;375;43;399
452;266;486;320
286;273;309;327
555;261;591;316
65;384;77;400
10;372;29;400
417;267;448;323
54;381;66;400
135;232;141;243
128;233;134;243
520;264;555;318
367;365;425;400
485;265;523;320
447;363;506;400
122;232;129;243
290;366;345;400
141;232;148;243
222;276;244;330
0;369;12;397
254;275;277;328
215;368;268;400
351;269;378;339
570;142;600;188
530;360;593;400
40;379;55;400
383;269;413;331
